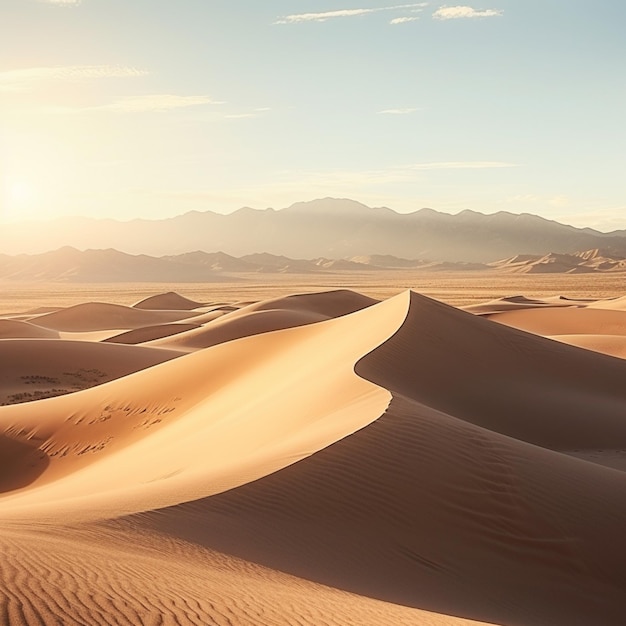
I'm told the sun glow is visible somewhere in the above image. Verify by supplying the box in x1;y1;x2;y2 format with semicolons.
1;179;38;221
10;180;34;204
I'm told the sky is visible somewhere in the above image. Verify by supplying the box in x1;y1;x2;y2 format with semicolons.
1;0;625;231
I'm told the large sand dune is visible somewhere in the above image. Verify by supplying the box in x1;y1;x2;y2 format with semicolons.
1;288;626;624
0;319;60;339
0;339;180;406
31;301;198;332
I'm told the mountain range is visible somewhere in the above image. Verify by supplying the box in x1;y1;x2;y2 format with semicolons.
1;246;624;283
3;198;626;262
0;247;483;282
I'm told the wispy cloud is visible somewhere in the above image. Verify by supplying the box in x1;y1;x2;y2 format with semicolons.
408;161;514;169
225;108;271;120
0;65;147;92
433;6;503;20
378;107;418;114
93;95;220;113
390;16;420;24
275;3;428;24
38;0;81;5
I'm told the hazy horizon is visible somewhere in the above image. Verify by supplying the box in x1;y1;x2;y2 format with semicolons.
2;1;625;233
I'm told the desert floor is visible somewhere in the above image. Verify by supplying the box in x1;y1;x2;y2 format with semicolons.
1;270;625;313
1;273;626;625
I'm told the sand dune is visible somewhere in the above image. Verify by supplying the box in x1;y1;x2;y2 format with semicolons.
227;288;379;318
2;287;626;625
0;291;406;516
133;291;205;310
0;339;179;406
463;294;578;315
549;334;626;359
477;298;626;360
149;308;330;351
490;249;626;274
488;306;626;336
30;301;198;332
103;322;203;345
150;289;377;352
586;295;626;310
0;319;59;339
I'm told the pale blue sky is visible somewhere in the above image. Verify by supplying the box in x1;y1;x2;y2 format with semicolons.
1;0;625;230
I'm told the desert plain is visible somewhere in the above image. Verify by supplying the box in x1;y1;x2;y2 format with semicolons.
1;271;626;625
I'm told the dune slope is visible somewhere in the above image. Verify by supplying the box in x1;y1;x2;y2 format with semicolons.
0;291;408;517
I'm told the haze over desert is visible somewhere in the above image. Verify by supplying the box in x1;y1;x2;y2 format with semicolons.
3;0;626;623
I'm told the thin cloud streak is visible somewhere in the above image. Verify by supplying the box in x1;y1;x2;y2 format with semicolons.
433;6;503;20
0;65;147;92
275;3;429;24
378;107;418;114
225;108;271;119
92;95;221;113
225;113;260;119
38;0;81;4
390;16;420;24
408;161;514;170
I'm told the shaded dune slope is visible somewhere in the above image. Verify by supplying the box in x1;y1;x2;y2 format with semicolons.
357;293;626;450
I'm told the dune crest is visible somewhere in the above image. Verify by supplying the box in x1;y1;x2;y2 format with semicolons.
0;291;409;519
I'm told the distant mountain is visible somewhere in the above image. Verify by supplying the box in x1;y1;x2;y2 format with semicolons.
0;248;490;282
2;246;623;283
0;247;229;283
3;198;626;262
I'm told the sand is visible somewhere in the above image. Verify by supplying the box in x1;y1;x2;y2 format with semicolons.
1;284;626;625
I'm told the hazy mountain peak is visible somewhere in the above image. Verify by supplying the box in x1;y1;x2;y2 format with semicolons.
284;198;371;215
